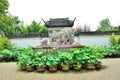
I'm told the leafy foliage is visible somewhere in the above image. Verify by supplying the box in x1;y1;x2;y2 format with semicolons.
58;52;73;65
0;14;22;35
0;0;48;35
96;46;107;58
71;46;106;64
26;21;48;34
0;0;24;35
96;18;118;31
17;47;34;66
11;45;119;72
33;51;46;67
106;45;120;56
110;33;117;46
46;55;60;67
12;47;25;59
2;49;13;59
0;35;12;50
27;21;41;33
117;37;120;45
38;25;48;34
34;56;46;67
0;0;9;14
71;48;85;67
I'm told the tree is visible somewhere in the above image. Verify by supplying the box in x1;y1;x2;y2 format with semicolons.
39;25;48;34
96;18;118;31
26;21;48;34
0;0;9;34
0;0;24;35
0;14;22;35
0;0;17;35
0;0;9;14
0;0;48;35
26;21;41;33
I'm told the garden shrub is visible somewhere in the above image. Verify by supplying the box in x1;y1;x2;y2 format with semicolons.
117;37;120;45
110;33;117;46
0;35;12;51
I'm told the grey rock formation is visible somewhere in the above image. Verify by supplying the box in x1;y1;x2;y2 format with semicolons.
49;27;76;44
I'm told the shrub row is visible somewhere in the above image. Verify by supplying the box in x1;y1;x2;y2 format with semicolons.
0;44;120;63
16;46;106;72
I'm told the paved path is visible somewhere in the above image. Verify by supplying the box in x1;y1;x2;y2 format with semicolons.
0;58;120;80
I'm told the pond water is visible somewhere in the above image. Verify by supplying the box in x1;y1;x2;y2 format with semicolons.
10;35;111;48
76;35;111;47
10;37;41;48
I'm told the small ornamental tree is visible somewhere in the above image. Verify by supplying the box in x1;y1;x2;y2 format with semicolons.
110;33;117;46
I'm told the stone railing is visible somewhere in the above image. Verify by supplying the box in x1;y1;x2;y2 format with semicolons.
32;44;84;55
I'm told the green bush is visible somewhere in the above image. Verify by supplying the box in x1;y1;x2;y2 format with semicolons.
106;45;120;56
46;55;60;67
70;48;85;67
38;25;48;34
117;37;120;45
2;49;13;60
58;52;73;66
0;35;12;51
110;33;117;46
